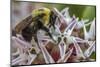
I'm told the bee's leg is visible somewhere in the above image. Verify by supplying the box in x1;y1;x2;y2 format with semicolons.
42;26;56;42
32;25;42;49
50;12;57;29
51;18;56;29
49;17;55;29
32;26;38;43
32;31;39;49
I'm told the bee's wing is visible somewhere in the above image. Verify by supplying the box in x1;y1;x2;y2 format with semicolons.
15;15;33;34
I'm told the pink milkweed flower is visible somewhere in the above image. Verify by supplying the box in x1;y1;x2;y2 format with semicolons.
12;7;96;65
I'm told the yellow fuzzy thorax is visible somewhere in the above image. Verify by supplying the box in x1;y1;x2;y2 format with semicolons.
32;8;51;27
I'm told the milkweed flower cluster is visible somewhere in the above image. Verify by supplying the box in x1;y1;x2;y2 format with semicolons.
11;7;96;65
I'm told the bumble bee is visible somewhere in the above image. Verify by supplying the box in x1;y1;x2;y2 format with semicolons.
14;8;57;42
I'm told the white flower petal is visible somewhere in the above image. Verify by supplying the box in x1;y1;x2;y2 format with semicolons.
12;36;32;49
61;7;71;23
40;45;55;63
53;8;68;24
75;37;88;43
84;41;95;58
83;19;95;40
27;53;37;64
88;19;96;40
12;48;20;56
63;48;73;62
57;48;73;63
58;41;66;59
73;38;85;59
83;20;89;40
64;18;77;35
12;53;27;65
75;19;89;29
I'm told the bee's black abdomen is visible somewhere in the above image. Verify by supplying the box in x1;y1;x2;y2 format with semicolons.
22;26;33;42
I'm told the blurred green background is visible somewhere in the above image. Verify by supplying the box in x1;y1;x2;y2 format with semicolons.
32;2;96;21
12;1;96;22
